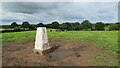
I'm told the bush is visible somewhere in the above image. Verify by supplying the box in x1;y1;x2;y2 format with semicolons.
95;22;105;30
10;22;18;28
109;24;119;31
14;27;21;31
29;25;37;30
37;23;44;27
51;21;60;29
81;20;92;30
21;21;31;29
59;22;71;31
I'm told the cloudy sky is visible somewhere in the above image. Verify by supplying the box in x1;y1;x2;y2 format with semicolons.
0;1;119;25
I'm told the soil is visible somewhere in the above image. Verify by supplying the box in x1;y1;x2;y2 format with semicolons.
2;39;117;66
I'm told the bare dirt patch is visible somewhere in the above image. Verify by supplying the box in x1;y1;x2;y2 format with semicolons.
2;39;116;66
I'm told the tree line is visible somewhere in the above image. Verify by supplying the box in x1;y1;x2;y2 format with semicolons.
5;20;120;32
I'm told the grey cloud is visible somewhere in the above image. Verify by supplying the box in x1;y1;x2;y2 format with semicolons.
2;2;60;14
1;2;118;25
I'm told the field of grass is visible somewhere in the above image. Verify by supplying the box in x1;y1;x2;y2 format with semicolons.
0;28;14;31
48;30;118;56
1;29;118;53
1;29;118;64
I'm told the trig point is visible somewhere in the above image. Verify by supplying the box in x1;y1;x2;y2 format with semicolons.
33;27;50;55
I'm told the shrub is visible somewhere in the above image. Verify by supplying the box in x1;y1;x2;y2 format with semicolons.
95;22;105;30
81;20;92;30
21;21;31;29
14;27;21;31
109;24;119;30
37;23;44;27
51;21;60;29
10;22;18;28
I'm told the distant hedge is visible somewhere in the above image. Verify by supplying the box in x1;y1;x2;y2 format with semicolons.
1;20;120;33
1;29;28;33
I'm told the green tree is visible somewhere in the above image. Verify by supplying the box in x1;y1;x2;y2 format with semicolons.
51;21;60;29
59;23;66;31
14;26;21;31
78;25;83;30
69;23;75;30
69;23;79;30
46;24;52;28
105;23;110;27
29;25;36;30
109;24;119;30
91;24;96;31
59;22;71;31
81;20;92;30
116;22;120;29
64;22;72;30
37;23;44;27
11;22;18;28
21;21;31;29
95;22;105;30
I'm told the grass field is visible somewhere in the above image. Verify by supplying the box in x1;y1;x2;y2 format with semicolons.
0;28;14;31
1;29;118;65
1;29;118;52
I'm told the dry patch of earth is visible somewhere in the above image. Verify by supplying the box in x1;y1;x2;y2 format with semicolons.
2;39;117;66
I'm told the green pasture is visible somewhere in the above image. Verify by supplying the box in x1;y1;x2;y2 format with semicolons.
48;30;118;55
1;29;118;54
0;28;14;31
0;29;118;65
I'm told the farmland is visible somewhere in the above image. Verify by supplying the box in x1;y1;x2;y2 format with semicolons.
1;29;119;66
1;29;118;53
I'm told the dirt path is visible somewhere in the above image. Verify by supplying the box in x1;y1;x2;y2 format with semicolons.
2;39;116;66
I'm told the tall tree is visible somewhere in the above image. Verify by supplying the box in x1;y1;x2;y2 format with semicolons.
21;21;30;29
116;22;120;29
46;24;52;28
70;23;80;30
51;21;60;29
37;23;44;27
10;22;18;28
95;22;105;30
29;25;36;30
59;22;71;30
109;24;119;30
81;20;92;30
105;23;110;27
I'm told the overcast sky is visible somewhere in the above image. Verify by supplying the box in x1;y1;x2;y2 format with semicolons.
1;2;118;25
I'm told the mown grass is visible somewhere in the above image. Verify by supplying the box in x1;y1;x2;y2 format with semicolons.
1;29;118;53
0;28;14;31
0;29;118;65
49;30;118;54
1;31;36;43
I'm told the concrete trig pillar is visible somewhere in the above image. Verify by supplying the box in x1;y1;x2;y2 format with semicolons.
33;27;50;55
